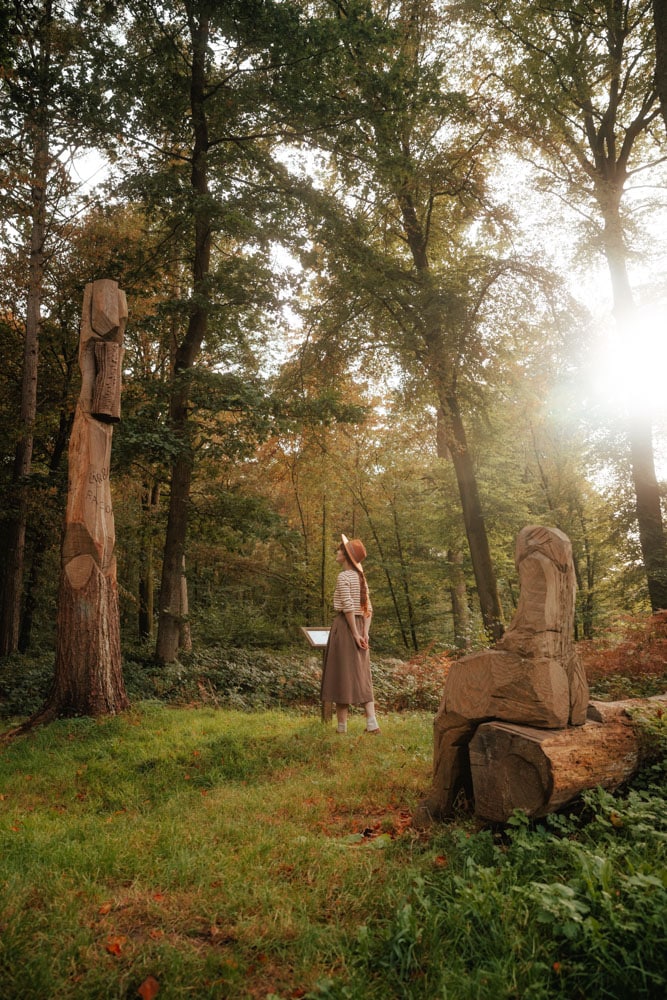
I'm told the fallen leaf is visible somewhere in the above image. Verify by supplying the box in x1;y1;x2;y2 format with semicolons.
105;935;127;956
98;902;113;916
138;975;160;999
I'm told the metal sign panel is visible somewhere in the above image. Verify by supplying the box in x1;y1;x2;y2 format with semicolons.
300;626;330;648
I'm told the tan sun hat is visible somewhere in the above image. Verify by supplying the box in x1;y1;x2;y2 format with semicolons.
341;534;367;571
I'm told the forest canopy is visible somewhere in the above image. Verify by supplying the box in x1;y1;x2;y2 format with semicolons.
1;0;666;666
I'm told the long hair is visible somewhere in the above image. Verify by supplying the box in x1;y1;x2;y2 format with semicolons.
342;536;371;617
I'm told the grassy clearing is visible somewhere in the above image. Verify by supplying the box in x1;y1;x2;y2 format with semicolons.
0;706;434;999
0;702;666;1000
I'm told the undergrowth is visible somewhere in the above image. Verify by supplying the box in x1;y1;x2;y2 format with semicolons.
0;706;665;999
312;785;667;999
1;611;666;722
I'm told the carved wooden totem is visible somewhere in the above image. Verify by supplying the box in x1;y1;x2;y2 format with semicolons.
52;279;130;716
415;525;589;823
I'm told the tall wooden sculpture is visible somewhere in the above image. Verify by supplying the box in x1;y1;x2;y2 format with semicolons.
415;525;589;823
50;279;130;716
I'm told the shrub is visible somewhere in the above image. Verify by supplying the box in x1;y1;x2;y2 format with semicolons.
580;611;667;699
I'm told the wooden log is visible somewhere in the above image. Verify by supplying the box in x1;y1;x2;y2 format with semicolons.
469;695;667;823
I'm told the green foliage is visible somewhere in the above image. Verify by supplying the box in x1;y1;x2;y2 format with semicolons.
0;650;56;718
311;786;667;999
119;647;449;716
0;644;449;719
0;706;664;1000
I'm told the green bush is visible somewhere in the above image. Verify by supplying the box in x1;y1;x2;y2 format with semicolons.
311;786;667;999
121;646;447;714
0;650;55;717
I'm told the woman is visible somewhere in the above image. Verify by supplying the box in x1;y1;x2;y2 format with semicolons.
321;534;380;734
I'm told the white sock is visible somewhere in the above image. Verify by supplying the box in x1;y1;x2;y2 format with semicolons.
366;717;379;732
337;722;347;733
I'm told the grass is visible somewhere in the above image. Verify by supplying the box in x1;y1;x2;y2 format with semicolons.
2;612;667;999
1;702;666;1000
0;706;434;999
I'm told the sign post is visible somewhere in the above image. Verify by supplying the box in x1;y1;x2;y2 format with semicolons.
300;626;331;722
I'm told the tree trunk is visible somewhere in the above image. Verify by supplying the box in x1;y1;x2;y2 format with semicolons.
441;392;504;640
50;559;128;717
155;8;211;663
156;445;194;662
447;548;470;650
320;493;327;621
600;185;667;612
355;492;411;649
654;0;667;130
398;188;503;642
469;695;667;823
0;116;49;655
40;280;130;724
392;503;419;651
439;412;471;648
138;482;159;638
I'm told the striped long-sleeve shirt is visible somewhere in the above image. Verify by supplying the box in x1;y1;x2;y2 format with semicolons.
332;570;371;616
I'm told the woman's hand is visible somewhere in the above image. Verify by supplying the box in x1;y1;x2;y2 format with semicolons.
356;633;369;649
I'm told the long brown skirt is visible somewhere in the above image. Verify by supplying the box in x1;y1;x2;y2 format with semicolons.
321;613;374;705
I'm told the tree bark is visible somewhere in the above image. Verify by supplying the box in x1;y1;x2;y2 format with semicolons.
441;392;504;640
155;7;212;663
50;559;127;717
392;502;419;651
447;548;470;650
36;280;130;725
654;0;667;130
139;482;160;638
397;190;503;642
599;182;667;612
469;695;667;823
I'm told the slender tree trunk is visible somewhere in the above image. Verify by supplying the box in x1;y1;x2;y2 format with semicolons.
600;185;667;611
447;548;470;650
399;190;503;641
355;491;411;648
18;404;73;651
139;482;159;638
440;392;504;640
0;121;49;655
654;0;667;130
391;502;419;651
438;409;471;648
574;502;595;641
179;553;192;652
155;8;212;662
320;493;327;621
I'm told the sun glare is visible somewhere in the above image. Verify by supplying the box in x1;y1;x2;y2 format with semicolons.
591;303;667;419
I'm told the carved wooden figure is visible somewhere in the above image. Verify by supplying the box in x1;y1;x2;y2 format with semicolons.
415;526;589;823
51;279;130;716
469;695;667;822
